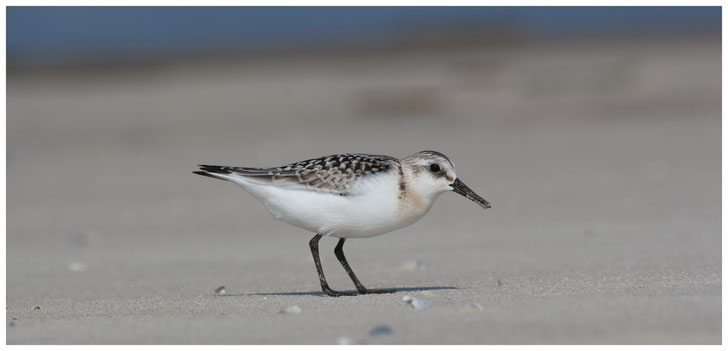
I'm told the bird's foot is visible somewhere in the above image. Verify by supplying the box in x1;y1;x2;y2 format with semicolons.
358;288;397;295
322;287;359;297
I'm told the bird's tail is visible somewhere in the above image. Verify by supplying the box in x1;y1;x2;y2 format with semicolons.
193;165;277;183
193;165;237;182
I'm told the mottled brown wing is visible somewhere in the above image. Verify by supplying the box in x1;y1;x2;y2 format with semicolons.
208;154;398;195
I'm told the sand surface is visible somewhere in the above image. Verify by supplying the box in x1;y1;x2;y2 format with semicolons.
6;38;721;344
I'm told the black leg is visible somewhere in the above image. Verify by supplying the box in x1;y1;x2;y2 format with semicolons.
309;234;356;297
334;238;368;293
334;238;396;295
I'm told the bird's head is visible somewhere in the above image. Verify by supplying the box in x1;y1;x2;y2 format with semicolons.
401;151;490;209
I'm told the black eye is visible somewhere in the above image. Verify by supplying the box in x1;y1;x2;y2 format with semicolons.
429;164;440;173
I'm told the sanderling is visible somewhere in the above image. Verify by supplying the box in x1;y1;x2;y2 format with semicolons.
194;151;490;297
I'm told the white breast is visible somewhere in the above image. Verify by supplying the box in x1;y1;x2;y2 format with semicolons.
231;172;433;238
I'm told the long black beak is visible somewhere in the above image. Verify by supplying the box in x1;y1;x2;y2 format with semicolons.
450;178;490;209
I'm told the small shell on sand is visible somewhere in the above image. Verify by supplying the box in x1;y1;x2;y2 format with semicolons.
402;295;430;310
469;302;485;312
336;336;354;345
68;262;87;272
399;261;426;271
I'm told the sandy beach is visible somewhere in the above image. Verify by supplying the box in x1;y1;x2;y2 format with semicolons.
6;38;721;344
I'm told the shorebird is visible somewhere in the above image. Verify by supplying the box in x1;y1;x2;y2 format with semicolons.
194;151;490;297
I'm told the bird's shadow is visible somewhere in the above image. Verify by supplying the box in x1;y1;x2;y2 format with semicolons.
217;286;457;297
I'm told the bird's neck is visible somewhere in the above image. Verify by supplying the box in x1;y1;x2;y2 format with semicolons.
395;164;435;218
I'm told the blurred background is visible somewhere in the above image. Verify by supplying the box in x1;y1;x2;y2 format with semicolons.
6;7;721;344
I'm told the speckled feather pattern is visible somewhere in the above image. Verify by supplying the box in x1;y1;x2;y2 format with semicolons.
200;153;399;195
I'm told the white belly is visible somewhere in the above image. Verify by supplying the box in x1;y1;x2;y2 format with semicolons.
234;173;432;238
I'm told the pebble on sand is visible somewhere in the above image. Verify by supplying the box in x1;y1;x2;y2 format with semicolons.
70;233;88;247
214;286;226;295
369;325;393;336
402;295;430;310
280;305;302;314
